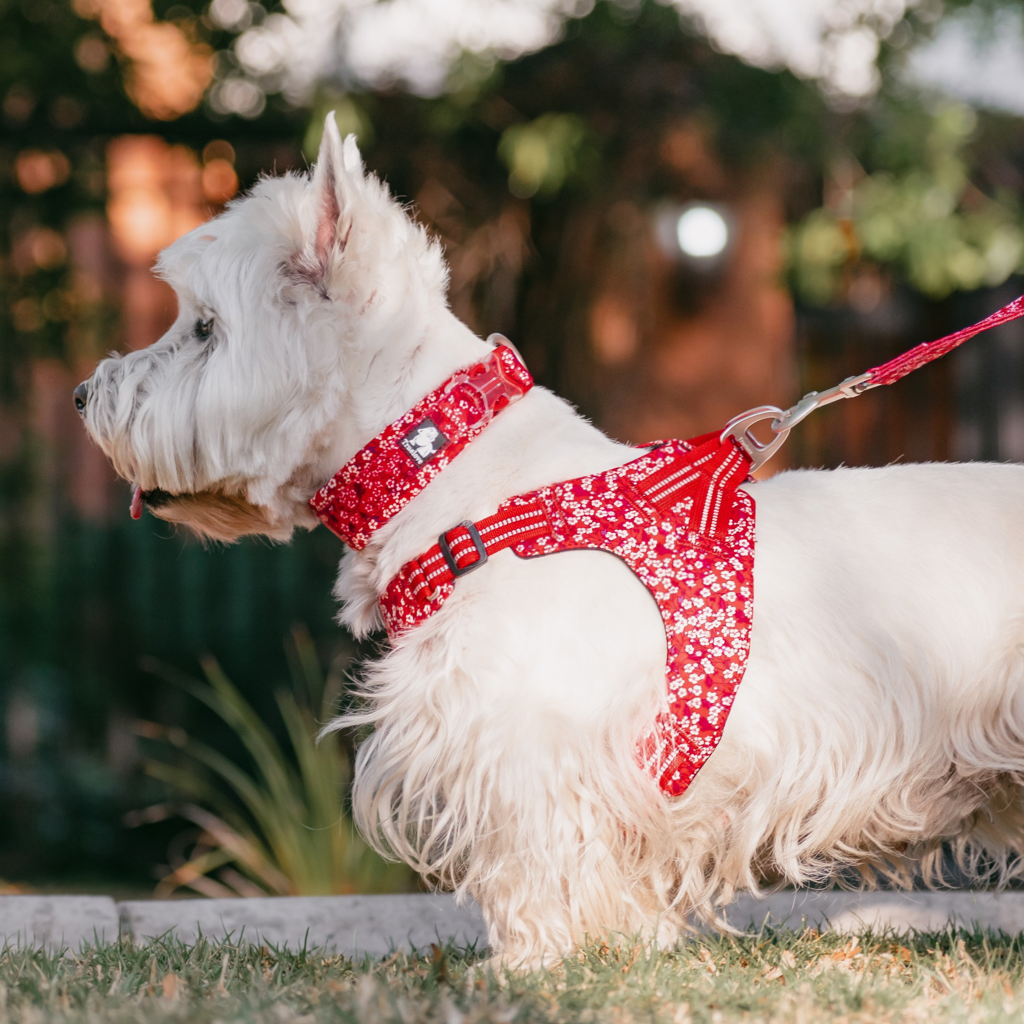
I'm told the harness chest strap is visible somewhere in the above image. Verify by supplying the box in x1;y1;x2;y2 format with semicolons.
380;429;753;638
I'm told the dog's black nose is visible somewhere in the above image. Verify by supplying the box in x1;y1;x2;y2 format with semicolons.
73;381;89;415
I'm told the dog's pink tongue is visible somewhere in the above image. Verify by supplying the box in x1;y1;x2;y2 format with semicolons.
130;485;144;520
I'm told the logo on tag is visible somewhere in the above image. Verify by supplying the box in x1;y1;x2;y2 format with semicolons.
399;417;448;466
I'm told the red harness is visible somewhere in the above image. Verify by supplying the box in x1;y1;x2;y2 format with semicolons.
310;345;756;796
308;295;1024;799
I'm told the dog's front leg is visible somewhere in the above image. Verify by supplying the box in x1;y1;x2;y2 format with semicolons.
468;771;688;966
346;549;682;965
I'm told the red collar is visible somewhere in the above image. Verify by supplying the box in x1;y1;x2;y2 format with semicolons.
310;345;533;549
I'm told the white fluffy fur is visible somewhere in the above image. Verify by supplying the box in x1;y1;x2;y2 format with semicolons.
80;115;1024;965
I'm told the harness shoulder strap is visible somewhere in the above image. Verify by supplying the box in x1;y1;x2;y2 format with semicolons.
380;434;753;639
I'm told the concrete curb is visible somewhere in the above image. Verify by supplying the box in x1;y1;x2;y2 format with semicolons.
118;894;488;958
0;897;120;950
725;890;1024;934
5;891;1024;953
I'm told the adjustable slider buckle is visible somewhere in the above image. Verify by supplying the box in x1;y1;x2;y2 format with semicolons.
438;520;489;578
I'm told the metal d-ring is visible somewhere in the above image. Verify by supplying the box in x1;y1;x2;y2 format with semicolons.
720;405;789;472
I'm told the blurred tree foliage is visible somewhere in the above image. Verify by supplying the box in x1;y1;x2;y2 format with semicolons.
0;0;125;391
6;0;1024;383
789;0;1024;303
0;0;306;398
299;1;837;398
213;0;1024;346
787;102;1024;303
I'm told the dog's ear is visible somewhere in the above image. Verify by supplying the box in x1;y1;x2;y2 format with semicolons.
294;111;362;288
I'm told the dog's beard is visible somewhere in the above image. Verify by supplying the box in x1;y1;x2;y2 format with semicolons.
142;488;288;542
84;358;299;542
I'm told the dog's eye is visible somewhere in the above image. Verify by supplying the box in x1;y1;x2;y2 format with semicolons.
194;318;214;341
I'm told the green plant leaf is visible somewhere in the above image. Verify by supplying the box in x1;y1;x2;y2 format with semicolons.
134;641;410;896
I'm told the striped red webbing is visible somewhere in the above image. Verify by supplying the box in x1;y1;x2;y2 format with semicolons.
412;500;550;592
638;432;750;534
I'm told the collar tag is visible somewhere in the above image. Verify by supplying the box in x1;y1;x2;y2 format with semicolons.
399;417;449;466
309;344;533;549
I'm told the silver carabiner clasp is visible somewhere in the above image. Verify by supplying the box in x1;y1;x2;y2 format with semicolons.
724;372;877;473
721;405;788;472
771;372;875;433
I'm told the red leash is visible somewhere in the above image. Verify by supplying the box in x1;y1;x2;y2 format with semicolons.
723;294;1024;470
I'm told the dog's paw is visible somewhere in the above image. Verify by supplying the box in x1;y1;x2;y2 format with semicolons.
473;948;570;980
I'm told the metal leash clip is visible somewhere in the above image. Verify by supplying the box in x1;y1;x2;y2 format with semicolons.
722;373;877;472
771;372;876;433
720;294;1024;472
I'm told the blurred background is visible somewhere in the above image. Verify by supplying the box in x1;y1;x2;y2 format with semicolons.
4;0;1024;896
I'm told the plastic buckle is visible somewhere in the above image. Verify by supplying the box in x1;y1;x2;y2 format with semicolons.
444;352;523;426
438;521;489;578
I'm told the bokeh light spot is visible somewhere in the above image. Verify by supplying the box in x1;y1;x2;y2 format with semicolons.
676;206;729;258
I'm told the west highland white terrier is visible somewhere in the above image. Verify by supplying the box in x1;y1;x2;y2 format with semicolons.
77;114;1024;965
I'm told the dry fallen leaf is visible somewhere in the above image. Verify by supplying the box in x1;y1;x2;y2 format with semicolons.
161;973;180;1002
697;948;717;975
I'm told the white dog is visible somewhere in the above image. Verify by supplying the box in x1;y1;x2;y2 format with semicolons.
78;114;1024;965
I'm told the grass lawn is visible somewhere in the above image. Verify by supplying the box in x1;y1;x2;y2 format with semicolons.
4;927;1024;1023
